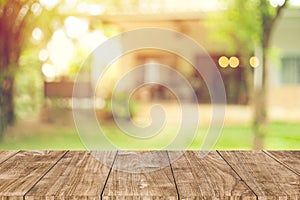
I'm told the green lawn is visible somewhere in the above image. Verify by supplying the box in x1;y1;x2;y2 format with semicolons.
0;121;299;150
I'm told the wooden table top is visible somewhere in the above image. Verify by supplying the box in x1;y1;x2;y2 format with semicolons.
0;151;299;199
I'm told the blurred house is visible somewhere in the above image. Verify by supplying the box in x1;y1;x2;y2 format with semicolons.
98;9;248;104
43;1;300;122
95;5;300;109
268;8;300;114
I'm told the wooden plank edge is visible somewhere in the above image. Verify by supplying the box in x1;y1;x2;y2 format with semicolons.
263;150;300;176
167;151;180;200
216;150;259;199
100;151;118;199
0;151;20;165
23;151;69;199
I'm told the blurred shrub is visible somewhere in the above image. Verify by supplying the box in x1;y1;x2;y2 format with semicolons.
96;93;138;121
15;49;43;119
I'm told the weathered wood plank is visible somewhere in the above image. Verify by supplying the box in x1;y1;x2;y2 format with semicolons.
0;151;66;200
266;151;300;175
0;151;18;164
169;151;256;199
219;151;300;199
25;151;116;200
102;151;177;199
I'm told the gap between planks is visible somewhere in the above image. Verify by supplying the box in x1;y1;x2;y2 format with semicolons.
217;150;259;199
263;150;300;176
23;151;69;199
100;150;118;198
0;151;299;200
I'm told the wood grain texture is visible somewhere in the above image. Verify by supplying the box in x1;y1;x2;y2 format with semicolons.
169;151;256;199
266;151;300;175
0;151;66;200
0;151;18;164
102;151;177;199
219;151;300;199
25;151;116;200
0;151;299;199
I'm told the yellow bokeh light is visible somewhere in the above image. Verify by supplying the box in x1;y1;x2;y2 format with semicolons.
47;29;74;74
229;56;239;68
32;27;44;41
218;56;229;68
39;49;49;61
42;63;56;78
250;56;259;68
269;0;285;7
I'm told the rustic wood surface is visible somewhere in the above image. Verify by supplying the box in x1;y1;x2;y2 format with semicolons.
0;151;18;164
219;151;300;199
26;151;116;200
0;151;298;200
265;150;300;176
103;151;177;199
169;151;256;199
0;151;66;200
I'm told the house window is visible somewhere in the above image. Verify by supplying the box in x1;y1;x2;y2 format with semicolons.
281;56;300;84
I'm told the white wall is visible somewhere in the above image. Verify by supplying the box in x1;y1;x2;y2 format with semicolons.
268;8;300;114
270;8;300;86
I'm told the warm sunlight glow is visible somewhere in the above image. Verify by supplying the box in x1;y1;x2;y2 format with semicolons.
32;28;44;41
76;2;105;15
269;0;286;7
80;30;108;50
77;2;88;13
88;4;105;15
229;57;239;68
47;30;74;74
137;0;225;13
31;3;42;16
64;16;89;39
290;0;300;6
42;63;56;78
39;0;59;10
218;56;229;68
250;56;259;68
200;0;226;11
39;49;49;61
66;0;77;6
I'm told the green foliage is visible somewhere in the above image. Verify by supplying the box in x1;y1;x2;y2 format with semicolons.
110;92;139;118
206;0;289;149
206;1;256;54
0;0;118;138
206;0;287;55
15;49;43;119
68;48;90;79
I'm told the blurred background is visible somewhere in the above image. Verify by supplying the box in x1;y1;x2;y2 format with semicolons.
0;0;299;150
